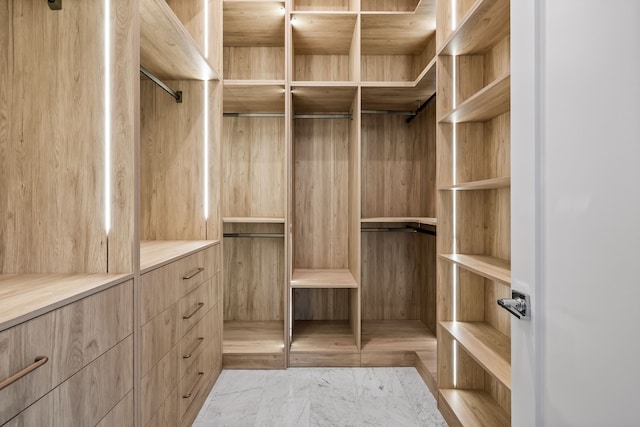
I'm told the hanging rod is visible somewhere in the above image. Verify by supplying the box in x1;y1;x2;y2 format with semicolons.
223;233;285;238
361;227;436;236
294;114;352;120
140;66;182;103
406;93;436;124
361;110;414;116
223;113;285;118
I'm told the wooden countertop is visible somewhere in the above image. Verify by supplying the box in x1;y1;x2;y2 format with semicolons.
140;240;220;273
0;273;133;332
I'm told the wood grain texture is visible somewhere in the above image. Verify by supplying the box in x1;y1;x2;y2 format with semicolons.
360;0;420;12
361;14;434;55
294;119;350;268
140;80;210;240
223;117;286;217
177;341;214;420
207;79;224;241
140;0;217;80
146;389;178;427
293;0;352;11
224;47;285;80
361;109;436;218
223;217;285;223
361;320;436;351
140;240;218;273
178;309;218;381
223;83;286;112
0;274;132;332
141;303;179;377
440;176;509;190
292;269;357;288
292;86;358;112
441;73;510;123
291;13;357;54
439;389;509;427
224;2;285;47
223;321;284;354
290;320;357;352
96;391;134;427
294;54;351;81
5;336;133;427
348;91;361;348
415;349;438;397
293;289;350;320
439;254;510;285
141;346;178;425
224;223;284;321
0;0;137;273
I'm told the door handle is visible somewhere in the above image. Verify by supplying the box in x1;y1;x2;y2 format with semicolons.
498;290;531;320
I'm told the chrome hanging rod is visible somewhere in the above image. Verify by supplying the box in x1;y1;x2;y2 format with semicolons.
223;233;285;238
223;113;285;118
361;110;414;116
361;227;436;236
406;93;436;124
294;114;352;120
140;66;182;103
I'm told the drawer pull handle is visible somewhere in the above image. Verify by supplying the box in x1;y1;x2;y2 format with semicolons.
183;267;204;280
183;302;205;320
183;337;205;359
183;371;205;399
0;356;49;391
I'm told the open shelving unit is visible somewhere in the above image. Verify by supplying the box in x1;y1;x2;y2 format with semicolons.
435;0;512;424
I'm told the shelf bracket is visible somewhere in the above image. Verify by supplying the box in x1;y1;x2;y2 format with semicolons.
47;0;62;10
140;66;183;103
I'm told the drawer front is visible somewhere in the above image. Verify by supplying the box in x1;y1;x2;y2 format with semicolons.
177;309;216;381
141;303;179;376
141;247;217;324
0;281;132;425
178;342;214;421
6;335;133;427
97;391;134;427
146;388;178;427
141;346;178;426
177;279;211;338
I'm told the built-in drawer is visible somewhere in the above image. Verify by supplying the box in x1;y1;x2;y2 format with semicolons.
5;335;133;427
177;308;217;381
145;387;178;427
177;278;212;338
178;342;214;422
141;346;178;426
0;281;132;425
141;246;218;324
140;303;179;377
97;390;134;427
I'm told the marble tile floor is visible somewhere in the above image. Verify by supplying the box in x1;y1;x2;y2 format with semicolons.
193;367;449;427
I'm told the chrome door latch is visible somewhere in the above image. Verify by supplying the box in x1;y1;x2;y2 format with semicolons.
497;290;531;320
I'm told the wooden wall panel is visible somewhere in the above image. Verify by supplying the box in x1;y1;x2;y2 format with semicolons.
483;35;510;84
224;47;285;80
207;80;223;241
484;112;510;179
293;288;349;320
348;90;360;347
222;117;286;218
361;55;416;82
361;105;436;218
484;280;510;337
293;0;351;11
294;119;349;269
294;55;350;81
223;224;284;321
140;80;209;240
420;233;437;332
0;0;135;273
361;0;420;12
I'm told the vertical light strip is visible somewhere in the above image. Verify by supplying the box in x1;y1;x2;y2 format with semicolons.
451;0;457;30
203;0;210;220
451;50;458;387
104;0;112;234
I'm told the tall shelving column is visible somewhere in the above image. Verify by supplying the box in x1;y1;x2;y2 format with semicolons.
221;0;289;370
289;0;362;367
435;0;511;426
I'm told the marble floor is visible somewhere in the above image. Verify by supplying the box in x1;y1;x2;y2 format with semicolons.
193;367;449;427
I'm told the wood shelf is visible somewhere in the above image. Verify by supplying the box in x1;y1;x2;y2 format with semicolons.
223;321;284;354
223;83;286;113
440;73;510;123
439;254;510;286
439;177;510;191
140;0;218;80
361;13;435;56
439;389;509;427
361;217;437;226
0;274;133;331
361;320;436;352
223;1;285;47
360;0;421;12
140;240;219;273
291;269;357;288
438;0;510;56
223;217;285;223
292;85;358;113
291;13;358;54
440;321;511;389
290;320;358;353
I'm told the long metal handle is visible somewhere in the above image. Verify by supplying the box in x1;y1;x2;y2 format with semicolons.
183;302;205;320
0;356;49;391
183;337;205;359
183;267;204;280
183;372;205;399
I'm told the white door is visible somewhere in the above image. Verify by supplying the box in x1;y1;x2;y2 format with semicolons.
511;1;640;426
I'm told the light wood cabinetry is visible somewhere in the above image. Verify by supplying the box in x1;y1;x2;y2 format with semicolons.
435;0;511;425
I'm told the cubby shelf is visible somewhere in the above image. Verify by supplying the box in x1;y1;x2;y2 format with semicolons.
439;177;510;191
223;217;286;223
140;0;218;80
361;320;436;352
223;83;286;113
361;217;437;226
360;0;421;12
438;0;510;56
291;269;358;288
292;85;358;112
290;320;358;353
361;13;435;56
439;389;510;427
439;254;511;286
440;321;511;389
140;240;219;273
440;73;510;123
223;321;285;354
223;1;285;47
